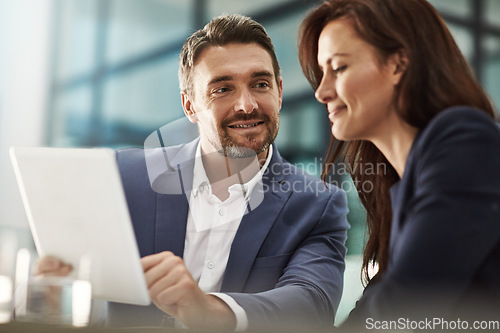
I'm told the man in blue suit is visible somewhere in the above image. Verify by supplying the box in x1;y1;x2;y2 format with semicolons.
39;14;349;331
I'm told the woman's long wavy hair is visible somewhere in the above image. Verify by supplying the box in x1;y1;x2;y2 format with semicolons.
298;0;495;284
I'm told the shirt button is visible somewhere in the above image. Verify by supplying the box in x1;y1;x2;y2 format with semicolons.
218;208;224;216
199;184;204;193
207;261;215;269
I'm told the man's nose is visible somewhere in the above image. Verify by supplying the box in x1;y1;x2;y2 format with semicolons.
234;88;258;113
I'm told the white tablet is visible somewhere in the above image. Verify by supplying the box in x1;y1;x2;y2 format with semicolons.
9;146;151;306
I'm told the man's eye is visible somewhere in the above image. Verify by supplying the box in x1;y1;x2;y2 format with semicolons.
255;82;269;88
214;87;229;93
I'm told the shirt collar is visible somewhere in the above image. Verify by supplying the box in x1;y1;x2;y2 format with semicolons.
191;142;273;199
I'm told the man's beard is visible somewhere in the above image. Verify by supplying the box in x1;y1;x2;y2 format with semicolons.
212;113;279;158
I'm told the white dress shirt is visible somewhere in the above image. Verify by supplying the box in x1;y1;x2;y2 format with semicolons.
182;143;273;331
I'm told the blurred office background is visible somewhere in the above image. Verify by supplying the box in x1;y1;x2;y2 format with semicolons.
1;0;499;322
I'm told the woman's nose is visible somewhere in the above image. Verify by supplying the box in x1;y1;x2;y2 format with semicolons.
315;73;336;104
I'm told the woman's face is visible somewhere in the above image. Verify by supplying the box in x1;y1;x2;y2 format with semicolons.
315;19;403;142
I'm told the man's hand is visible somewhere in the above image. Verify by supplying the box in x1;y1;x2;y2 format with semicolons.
142;251;236;331
35;256;73;277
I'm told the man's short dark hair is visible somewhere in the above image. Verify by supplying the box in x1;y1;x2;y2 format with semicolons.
179;14;281;95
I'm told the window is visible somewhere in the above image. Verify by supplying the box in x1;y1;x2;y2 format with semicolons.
48;0;500;258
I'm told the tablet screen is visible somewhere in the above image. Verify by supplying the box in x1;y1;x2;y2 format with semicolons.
10;146;150;306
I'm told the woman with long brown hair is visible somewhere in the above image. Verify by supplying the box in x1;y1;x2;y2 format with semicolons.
299;0;500;325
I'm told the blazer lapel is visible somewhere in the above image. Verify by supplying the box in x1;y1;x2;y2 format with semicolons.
221;147;291;292
154;140;198;257
155;192;188;257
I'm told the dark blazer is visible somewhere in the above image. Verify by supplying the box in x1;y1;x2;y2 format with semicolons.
108;139;349;329
346;106;500;327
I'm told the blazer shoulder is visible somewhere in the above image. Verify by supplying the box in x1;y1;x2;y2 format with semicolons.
404;105;500;197
267;157;346;203
415;106;500;151
116;140;198;189
116;148;147;173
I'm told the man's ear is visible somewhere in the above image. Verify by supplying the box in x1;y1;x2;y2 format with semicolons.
277;77;283;109
181;91;198;123
390;49;409;85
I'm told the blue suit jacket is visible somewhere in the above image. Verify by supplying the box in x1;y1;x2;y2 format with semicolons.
108;140;349;329
346;107;500;327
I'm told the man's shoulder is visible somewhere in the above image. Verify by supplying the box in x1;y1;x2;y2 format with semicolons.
117;139;198;167
117;142;191;159
266;157;344;197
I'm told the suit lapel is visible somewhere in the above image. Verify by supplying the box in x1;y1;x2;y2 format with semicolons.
155;192;188;257
153;140;198;257
221;147;291;292
152;141;292;290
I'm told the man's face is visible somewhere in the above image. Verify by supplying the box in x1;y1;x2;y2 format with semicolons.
182;43;282;159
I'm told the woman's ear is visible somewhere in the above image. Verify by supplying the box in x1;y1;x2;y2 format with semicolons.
181;91;198;123
390;49;409;85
